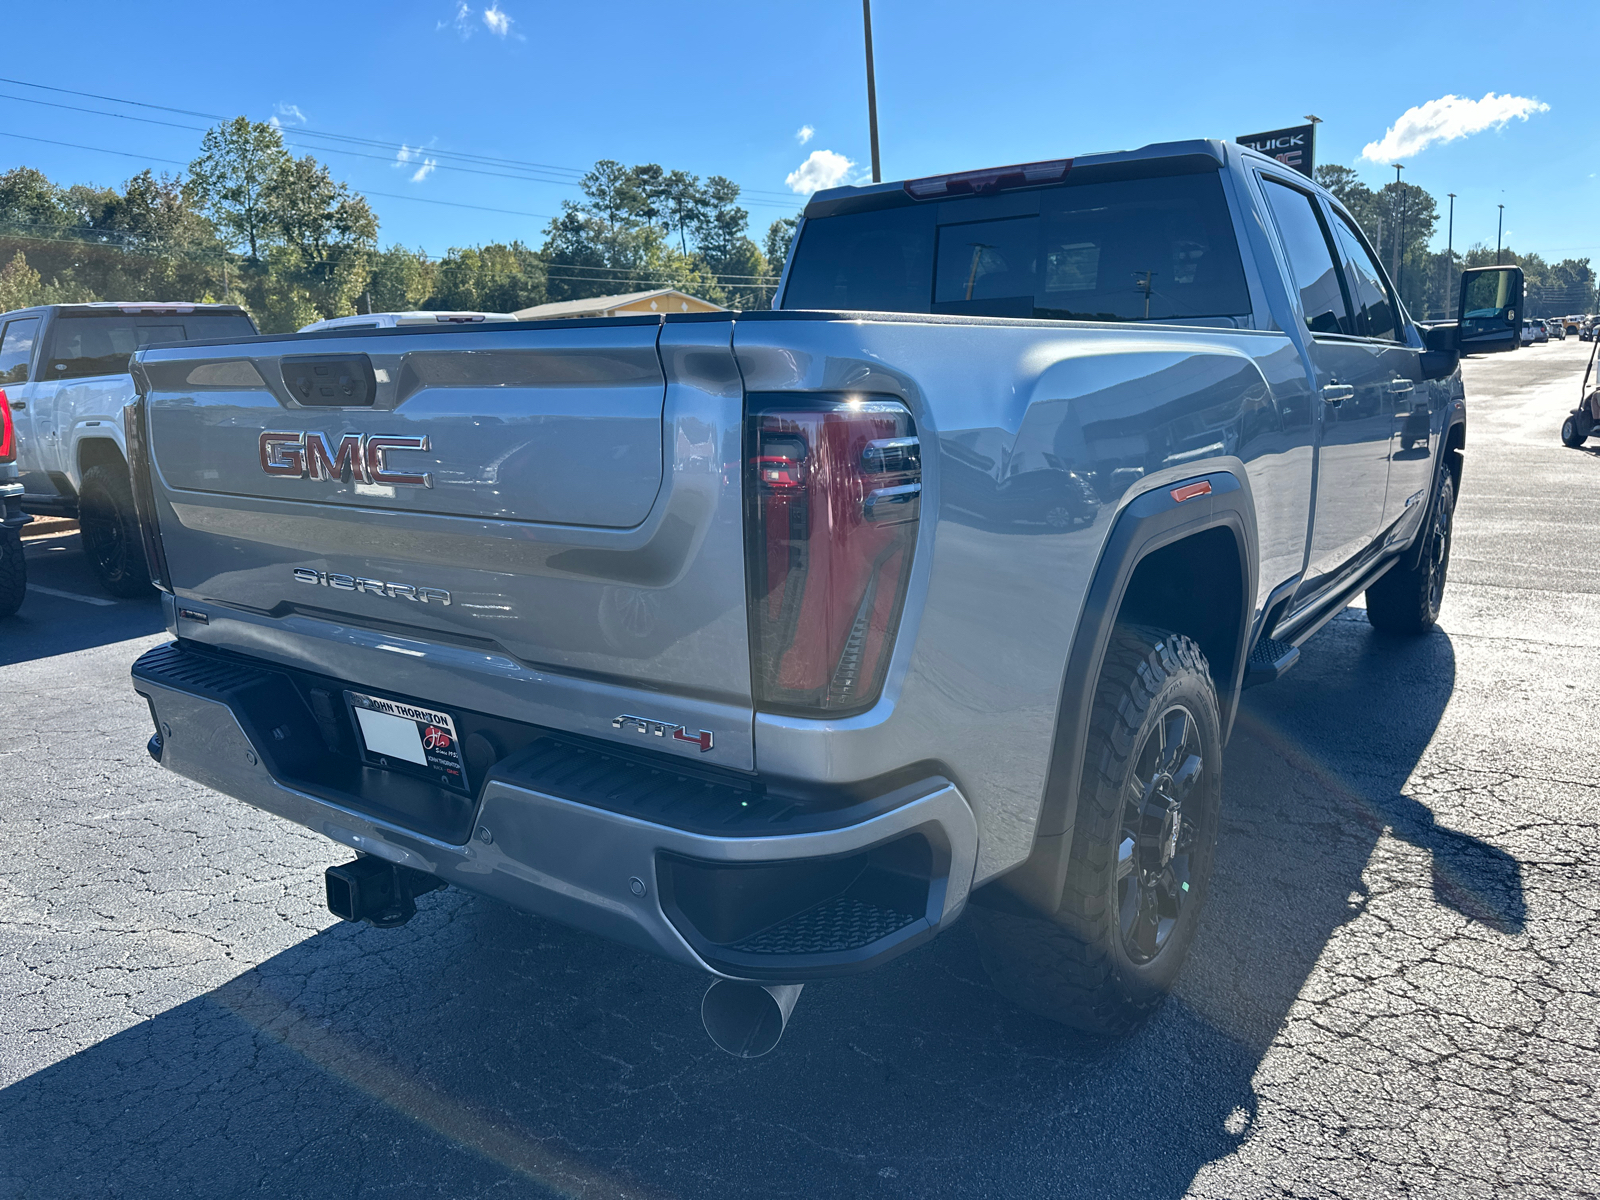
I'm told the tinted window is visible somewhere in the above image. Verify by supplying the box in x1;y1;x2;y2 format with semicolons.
0;317;40;385
1260;179;1351;336
1329;215;1399;341
785;172;1251;324
44;313;257;380
783;206;936;313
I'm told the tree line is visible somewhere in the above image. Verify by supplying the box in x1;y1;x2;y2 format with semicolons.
0;117;801;331
1313;165;1596;319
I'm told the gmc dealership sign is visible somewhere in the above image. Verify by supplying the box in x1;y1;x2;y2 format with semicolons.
1237;124;1315;177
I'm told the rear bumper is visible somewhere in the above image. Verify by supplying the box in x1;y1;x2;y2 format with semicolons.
133;641;979;980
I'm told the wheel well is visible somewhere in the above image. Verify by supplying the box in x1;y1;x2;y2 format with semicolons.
1443;421;1464;495
78;438;127;478
1115;527;1245;690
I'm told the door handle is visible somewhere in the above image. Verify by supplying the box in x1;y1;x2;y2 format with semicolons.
7;400;22;410
1321;384;1354;405
1388;379;1415;395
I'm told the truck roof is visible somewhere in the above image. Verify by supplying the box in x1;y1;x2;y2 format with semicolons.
801;138;1308;220
0;301;250;321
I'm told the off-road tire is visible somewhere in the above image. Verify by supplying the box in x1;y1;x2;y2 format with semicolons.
1562;413;1589;448
1366;470;1455;635
970;625;1223;1034
0;527;25;618
78;464;150;598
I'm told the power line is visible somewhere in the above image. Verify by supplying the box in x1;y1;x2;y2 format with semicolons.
0;75;802;207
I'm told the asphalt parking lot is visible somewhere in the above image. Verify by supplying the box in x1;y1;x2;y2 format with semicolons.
2;338;1597;1200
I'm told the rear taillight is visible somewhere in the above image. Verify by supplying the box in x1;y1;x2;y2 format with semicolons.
745;395;921;715
0;390;13;462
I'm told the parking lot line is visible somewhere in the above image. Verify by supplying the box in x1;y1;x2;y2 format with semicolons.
26;584;116;608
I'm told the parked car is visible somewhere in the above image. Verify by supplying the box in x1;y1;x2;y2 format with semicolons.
297;311;519;333
127;139;1519;1054
0;303;257;595
1582;323;1595;342
1547;319;1565;341
1565;315;1583;335
0;389;25;618
1522;319;1539;345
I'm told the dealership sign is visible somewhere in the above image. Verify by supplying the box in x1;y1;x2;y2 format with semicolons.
1237;124;1315;176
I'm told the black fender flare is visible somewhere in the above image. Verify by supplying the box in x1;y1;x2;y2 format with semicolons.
991;469;1257;915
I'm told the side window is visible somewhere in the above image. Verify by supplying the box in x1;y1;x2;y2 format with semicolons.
1329;215;1399;342
0;317;40;385
1259;178;1352;336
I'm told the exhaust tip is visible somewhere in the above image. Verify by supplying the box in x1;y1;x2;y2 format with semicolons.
701;981;804;1058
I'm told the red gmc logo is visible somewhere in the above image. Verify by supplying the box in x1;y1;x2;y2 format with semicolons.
259;430;433;488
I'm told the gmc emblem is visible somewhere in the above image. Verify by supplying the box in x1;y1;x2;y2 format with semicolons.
259;431;433;488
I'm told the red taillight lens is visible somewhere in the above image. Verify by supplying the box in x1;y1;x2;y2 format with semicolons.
745;396;921;715
0;390;14;462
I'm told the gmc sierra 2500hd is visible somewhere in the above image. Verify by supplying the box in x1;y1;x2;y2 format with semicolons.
127;140;1523;1056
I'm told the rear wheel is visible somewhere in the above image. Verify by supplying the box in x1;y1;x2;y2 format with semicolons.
0;527;25;618
1366;470;1454;635
78;464;151;598
970;625;1223;1034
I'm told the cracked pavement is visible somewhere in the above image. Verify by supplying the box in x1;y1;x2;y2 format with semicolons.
1;341;1596;1198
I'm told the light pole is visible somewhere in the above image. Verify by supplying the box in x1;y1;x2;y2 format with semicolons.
1393;163;1405;299
1446;192;1456;316
1496;204;1504;264
1303;114;1321;172
863;0;881;184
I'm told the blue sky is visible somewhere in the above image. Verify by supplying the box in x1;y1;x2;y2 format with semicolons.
1;1;1589;266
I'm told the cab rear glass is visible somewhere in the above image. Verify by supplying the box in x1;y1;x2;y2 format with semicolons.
45;312;258;381
783;171;1251;325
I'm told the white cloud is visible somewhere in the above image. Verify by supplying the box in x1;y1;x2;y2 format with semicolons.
394;144;417;166
411;158;438;182
440;1;474;37
786;149;854;194
1361;92;1549;162
268;102;306;129
796;125;815;145
483;3;511;36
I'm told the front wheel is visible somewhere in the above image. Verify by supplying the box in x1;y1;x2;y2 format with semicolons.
78;464;151;598
1366;470;1455;635
0;527;25;618
1562;413;1590;448
970;625;1223;1034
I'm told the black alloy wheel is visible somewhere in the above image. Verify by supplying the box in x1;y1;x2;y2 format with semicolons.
1366;470;1455;634
1116;704;1205;965
77;464;151;598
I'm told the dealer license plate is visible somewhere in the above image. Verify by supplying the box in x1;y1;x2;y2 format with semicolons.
345;690;468;792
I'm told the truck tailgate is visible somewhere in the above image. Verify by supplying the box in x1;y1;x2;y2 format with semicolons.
134;319;754;767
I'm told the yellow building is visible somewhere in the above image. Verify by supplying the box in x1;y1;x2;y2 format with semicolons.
513;288;724;321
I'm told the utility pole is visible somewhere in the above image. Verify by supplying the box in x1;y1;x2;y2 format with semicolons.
1497;204;1504;264
1392;163;1405;297
863;0;881;183
1445;193;1455;316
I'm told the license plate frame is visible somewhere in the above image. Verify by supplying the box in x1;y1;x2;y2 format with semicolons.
344;689;469;794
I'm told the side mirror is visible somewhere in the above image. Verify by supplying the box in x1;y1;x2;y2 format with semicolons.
1457;265;1525;355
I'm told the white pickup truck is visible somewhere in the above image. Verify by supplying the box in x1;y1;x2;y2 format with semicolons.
0;302;256;596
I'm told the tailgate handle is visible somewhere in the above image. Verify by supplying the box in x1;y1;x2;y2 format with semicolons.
280;354;378;407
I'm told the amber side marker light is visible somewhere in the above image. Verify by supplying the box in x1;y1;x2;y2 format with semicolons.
1170;480;1213;504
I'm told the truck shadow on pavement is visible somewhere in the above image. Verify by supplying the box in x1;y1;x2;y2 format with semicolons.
0;612;1526;1199
2;533;166;665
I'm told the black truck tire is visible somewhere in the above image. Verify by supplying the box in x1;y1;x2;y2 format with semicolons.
78;464;151;598
0;527;25;618
970;625;1223;1034
1365;471;1454;635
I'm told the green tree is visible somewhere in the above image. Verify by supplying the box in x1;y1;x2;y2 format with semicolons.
0;250;41;310
426;242;547;312
0;167;73;231
765;216;799;274
366;244;434;312
185;117;291;261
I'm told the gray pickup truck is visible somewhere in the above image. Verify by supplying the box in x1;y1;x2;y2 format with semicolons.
127;140;1523;1055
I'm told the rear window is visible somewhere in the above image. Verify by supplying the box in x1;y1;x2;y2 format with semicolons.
784;172;1251;324
45;312;258;381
